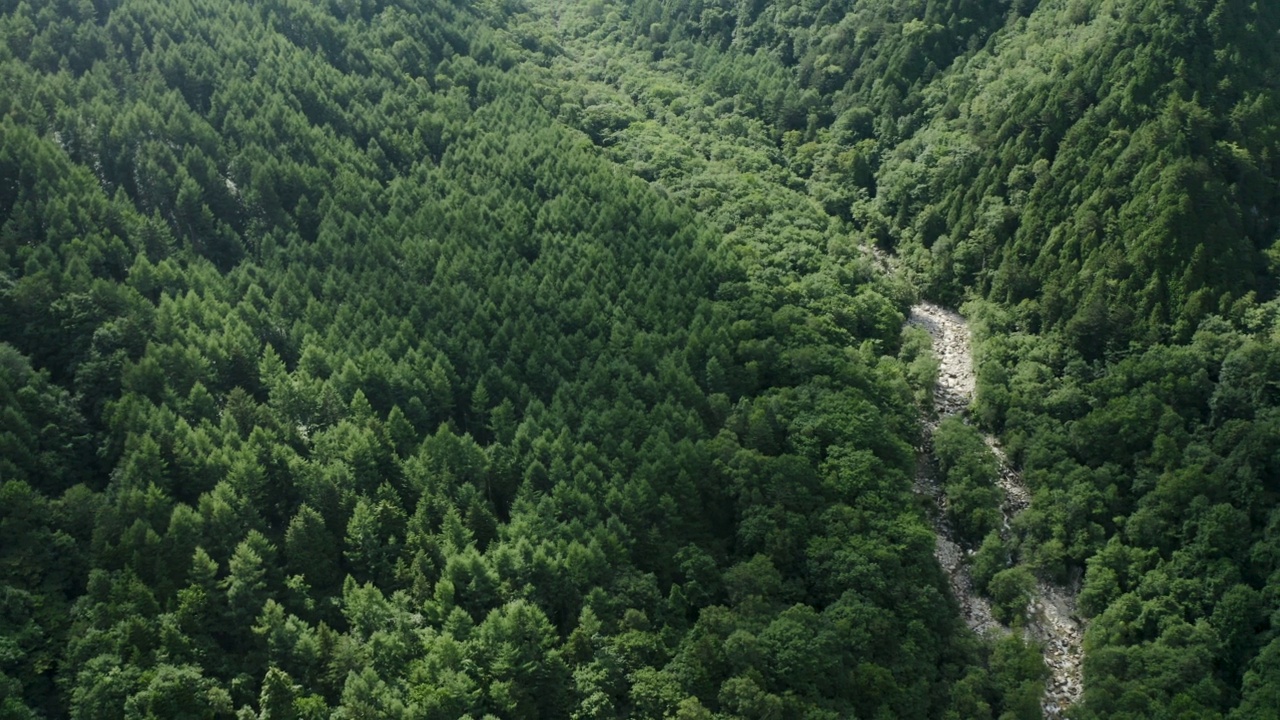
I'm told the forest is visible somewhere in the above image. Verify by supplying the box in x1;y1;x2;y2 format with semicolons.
1;0;1277;718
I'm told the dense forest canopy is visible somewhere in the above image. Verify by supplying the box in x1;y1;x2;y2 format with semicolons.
1;0;1278;718
532;0;1280;717
0;0;1019;717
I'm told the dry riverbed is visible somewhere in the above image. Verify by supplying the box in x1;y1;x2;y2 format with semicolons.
908;302;1084;718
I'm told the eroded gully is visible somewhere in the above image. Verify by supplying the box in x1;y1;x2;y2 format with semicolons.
908;302;1085;719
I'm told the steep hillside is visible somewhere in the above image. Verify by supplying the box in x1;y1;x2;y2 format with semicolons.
2;0;1278;717
523;0;1280;717
0;0;1036;718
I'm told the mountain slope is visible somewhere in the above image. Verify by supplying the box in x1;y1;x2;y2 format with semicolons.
530;0;1280;717
0;0;1026;717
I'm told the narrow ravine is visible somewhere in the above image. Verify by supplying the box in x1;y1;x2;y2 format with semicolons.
908;302;1084;719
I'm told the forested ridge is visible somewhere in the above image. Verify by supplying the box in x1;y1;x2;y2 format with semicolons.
1;0;1277;719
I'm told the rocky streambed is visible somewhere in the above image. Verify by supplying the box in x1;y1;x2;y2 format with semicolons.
908;302;1084;718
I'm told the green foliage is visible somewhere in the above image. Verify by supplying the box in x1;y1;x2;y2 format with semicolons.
987;567;1035;626
0;344;95;493
900;324;940;408
933;417;1002;546
0;0;990;716
988;634;1048;720
971;531;1011;594
568;0;1280;713
6;0;1277;715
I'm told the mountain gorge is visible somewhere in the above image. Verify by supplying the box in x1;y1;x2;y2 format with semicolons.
1;0;1278;718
